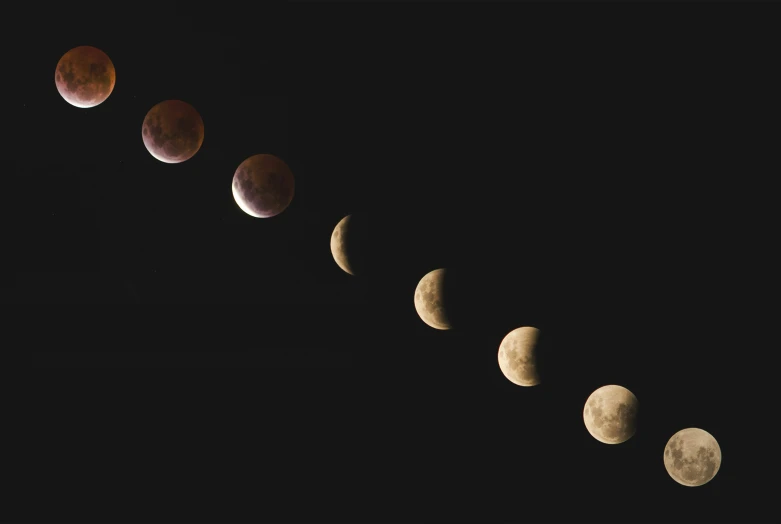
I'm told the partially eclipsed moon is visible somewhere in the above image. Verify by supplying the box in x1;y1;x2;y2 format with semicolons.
55;46;115;108
498;326;541;386
232;154;295;218
413;268;452;330
142;100;204;163
664;428;721;487
330;214;367;276
583;384;638;444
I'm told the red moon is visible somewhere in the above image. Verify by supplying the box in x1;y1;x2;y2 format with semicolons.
232;154;295;218
141;100;204;163
54;46;116;108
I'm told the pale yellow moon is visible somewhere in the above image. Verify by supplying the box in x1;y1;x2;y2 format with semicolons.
330;214;366;276
497;326;541;386
583;384;638;444
663;427;722;487
413;268;451;330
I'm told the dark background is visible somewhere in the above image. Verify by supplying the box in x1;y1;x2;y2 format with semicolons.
9;1;775;523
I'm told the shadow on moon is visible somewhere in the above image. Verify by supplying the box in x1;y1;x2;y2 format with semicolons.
54;46;115;108
142;100;204;163
413;267;472;330
232;154;295;218
331;212;369;277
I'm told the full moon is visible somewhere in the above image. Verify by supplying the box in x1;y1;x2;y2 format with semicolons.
583;384;638;444
54;46;116;108
330;214;367;276
142;100;204;163
413;268;452;330
664;427;722;487
497;326;541;386
232;154;295;218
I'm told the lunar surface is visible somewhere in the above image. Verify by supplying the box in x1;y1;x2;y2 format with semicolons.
664;428;722;487
142;100;204;163
583;384;638;444
330;214;367;276
497;326;541;386
55;46;115;108
413;268;452;330
232;154;295;218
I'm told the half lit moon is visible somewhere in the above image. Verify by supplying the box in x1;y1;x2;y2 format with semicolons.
413;268;452;330
498;326;541;386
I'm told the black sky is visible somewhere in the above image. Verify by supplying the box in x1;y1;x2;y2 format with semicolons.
11;2;776;523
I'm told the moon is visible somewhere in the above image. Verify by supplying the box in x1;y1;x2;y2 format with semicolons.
330;214;367;276
664;427;722;487
232;154;295;218
497;326;541;386
583;384;638;444
54;46;115;108
413;268;453;330
142;100;204;163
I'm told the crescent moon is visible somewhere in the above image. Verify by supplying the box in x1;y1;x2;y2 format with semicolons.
331;214;356;275
330;214;368;276
413;268;452;330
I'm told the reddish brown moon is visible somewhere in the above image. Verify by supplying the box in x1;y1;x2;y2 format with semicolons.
141;100;205;163
54;46;116;108
232;154;295;218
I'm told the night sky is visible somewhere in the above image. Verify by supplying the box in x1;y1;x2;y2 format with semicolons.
14;2;775;523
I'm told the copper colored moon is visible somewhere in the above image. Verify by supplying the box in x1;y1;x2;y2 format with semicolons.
583;384;638;444
663;428;722;487
330;214;367;276
413;268;452;330
54;46;116;108
232;154;295;218
141;100;204;163
497;326;541;386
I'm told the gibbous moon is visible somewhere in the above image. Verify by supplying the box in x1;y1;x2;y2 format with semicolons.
497;326;541;386
330;214;367;276
413;268;452;330
54;46;116;108
664;427;722;487
142;100;204;163
232;154;295;218
583;384;638;444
